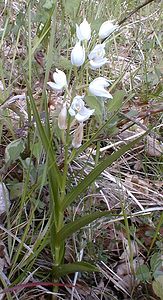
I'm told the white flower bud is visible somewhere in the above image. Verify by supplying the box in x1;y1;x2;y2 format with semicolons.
99;20;118;39
76;18;91;41
89;77;113;99
47;69;67;91
71;42;85;67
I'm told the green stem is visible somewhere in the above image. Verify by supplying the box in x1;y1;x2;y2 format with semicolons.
52;86;72;299
60;113;71;203
28;3;32;87
148;212;163;256
123;206;135;276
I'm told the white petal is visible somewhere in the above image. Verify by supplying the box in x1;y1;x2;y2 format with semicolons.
76;18;91;41
47;81;63;91
96;89;113;98
76;24;83;41
70;96;85;112
68;107;76;116
89;58;108;69
99;21;118;39
75;107;95;122
71;42;85;67
89;77;113;99
88;44;105;60
80;19;91;40
53;69;67;87
90;86;112;98
91;77;110;87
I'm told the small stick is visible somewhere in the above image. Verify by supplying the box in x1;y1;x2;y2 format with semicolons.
118;0;157;26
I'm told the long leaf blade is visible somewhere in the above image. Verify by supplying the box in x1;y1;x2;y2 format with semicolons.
25;79;62;188
62;132;147;210
55;210;112;245
53;261;98;278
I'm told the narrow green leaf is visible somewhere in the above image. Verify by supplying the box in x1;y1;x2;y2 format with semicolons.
55;211;112;245
62;132;148;210
25;79;61;189
25;83;61;229
53;261;98;278
75;116;115;157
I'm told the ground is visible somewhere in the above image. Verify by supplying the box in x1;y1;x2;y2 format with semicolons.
0;0;162;299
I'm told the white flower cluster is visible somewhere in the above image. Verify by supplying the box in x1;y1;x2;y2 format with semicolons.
71;18;118;69
47;18;118;148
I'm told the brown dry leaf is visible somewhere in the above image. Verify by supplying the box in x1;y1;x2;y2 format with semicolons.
75;280;91;297
137;225;163;247
0;241;10;299
0;241;11;267
0;288;5;300
0;257;5;273
124;175;149;196
116;261;129;276
146;136;163;157
116;258;144;292
0;94;28;123
119;239;138;260
119;274;133;292
134;160;143;171
153;181;163;189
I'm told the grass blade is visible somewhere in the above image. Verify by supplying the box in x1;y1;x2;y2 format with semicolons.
62;132;148;210
53;261;98;278
25;79;62;189
55;210;113;245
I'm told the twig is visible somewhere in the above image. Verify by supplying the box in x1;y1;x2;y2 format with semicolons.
118;0;157;26
119;108;163;142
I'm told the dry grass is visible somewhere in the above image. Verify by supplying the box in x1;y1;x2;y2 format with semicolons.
0;0;162;299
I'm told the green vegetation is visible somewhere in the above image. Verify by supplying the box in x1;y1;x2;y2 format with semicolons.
0;0;162;299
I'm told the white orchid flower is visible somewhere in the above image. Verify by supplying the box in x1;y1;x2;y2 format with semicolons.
71;42;85;67
58;102;67;130
88;44;107;69
89;77;113;99
76;18;91;41
47;69;67;91
99;20;118;39
69;95;94;122
72;123;84;148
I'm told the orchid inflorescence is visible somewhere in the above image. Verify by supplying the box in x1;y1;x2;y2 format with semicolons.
47;18;118;148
